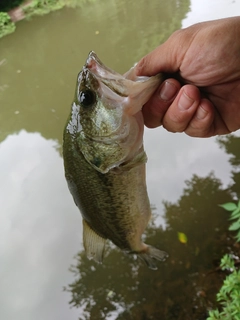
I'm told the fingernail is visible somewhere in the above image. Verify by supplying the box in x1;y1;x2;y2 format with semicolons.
178;90;194;111
159;81;178;101
196;105;208;120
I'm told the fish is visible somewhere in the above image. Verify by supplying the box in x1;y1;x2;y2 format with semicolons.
63;51;168;270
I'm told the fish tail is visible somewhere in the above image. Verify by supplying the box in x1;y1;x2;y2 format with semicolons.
137;244;168;270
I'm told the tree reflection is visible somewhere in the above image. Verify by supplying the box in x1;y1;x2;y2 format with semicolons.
65;169;239;319
0;0;190;144
218;135;240;197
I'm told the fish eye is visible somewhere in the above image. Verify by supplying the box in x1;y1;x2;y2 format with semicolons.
79;89;96;108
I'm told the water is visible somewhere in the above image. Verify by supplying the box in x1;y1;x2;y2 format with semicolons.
1;0;240;319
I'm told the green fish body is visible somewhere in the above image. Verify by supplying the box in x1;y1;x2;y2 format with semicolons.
63;51;168;269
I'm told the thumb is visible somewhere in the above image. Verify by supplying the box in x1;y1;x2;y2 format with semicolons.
135;30;186;77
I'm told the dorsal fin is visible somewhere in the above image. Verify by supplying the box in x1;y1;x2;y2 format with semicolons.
82;219;106;263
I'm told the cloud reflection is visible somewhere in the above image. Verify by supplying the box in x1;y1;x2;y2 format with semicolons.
144;127;233;226
182;0;240;27
0;130;81;320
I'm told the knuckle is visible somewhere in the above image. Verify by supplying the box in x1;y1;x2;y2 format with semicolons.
185;121;213;137
162;118;185;133
136;57;148;75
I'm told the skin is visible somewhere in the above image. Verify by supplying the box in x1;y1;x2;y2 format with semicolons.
134;16;240;137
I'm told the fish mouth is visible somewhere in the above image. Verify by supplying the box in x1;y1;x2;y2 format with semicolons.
86;51;121;78
78;66;128;108
82;51;129;98
77;52;130;142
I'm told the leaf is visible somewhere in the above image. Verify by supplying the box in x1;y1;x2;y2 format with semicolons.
219;202;238;211
177;232;188;244
207;309;221;320
220;254;235;270
229;208;240;220
229;220;240;231
235;231;240;242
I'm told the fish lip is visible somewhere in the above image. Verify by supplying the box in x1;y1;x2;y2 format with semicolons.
78;57;111;90
78;56;128;100
85;51;106;78
86;51;102;69
86;51;116;75
84;51;125;85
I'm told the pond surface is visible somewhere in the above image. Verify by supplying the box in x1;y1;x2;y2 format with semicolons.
1;0;240;319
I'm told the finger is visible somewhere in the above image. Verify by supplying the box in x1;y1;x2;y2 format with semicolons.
162;85;202;132
142;79;181;128
184;99;215;137
185;98;231;137
135;30;184;76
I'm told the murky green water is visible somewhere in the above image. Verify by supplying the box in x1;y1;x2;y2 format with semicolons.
1;0;240;319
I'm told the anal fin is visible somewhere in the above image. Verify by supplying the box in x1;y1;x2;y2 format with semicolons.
82;219;106;263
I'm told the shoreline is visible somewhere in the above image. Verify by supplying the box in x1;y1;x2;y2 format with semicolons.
0;0;73;39
7;1;32;23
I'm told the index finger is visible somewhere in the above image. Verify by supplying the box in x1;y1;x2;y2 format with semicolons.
135;31;184;76
142;78;181;127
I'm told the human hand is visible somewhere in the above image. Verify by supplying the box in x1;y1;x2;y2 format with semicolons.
135;17;240;137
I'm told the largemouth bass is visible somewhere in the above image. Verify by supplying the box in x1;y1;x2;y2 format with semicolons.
63;51;168;270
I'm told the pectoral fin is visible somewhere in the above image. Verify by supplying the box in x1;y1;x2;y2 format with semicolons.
82;219;106;263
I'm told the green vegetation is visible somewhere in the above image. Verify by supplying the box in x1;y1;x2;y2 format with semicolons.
208;254;240;320
0;0;25;12
0;12;15;38
207;201;240;320
220;201;240;242
23;0;66;17
0;0;85;39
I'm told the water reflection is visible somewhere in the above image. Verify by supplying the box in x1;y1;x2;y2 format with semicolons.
182;0;240;27
218;134;240;198
145;129;232;226
0;0;240;319
66;134;240;319
0;130;81;320
0;0;190;143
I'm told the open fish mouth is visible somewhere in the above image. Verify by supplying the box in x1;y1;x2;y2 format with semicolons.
81;52;130;101
78;51;164;116
85;51;122;79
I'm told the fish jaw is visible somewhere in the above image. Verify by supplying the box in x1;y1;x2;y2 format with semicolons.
85;51;163;115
